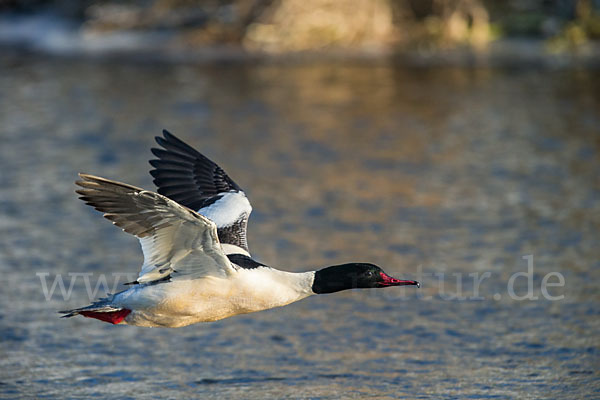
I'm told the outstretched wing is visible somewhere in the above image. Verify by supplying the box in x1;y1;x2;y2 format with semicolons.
149;130;252;255
76;174;235;284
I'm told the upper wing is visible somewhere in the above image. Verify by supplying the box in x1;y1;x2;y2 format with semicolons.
149;130;252;255
75;174;235;284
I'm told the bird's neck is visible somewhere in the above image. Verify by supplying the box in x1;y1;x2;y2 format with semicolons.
235;268;316;306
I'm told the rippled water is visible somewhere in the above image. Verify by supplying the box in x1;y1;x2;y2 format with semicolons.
0;54;598;398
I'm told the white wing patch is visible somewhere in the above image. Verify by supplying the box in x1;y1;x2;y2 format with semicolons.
198;191;252;228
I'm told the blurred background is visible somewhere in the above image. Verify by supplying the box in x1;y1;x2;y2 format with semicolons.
0;1;599;399
0;0;600;62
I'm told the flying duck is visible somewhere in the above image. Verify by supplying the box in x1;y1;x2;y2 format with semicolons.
61;130;419;327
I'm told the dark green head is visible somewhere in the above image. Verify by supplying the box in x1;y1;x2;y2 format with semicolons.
311;263;420;294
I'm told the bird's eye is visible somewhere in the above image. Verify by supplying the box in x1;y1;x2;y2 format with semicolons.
366;271;374;277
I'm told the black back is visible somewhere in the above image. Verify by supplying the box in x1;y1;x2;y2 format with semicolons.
227;254;265;269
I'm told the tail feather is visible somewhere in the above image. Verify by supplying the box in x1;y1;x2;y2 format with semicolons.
60;304;131;324
59;305;122;318
59;293;122;318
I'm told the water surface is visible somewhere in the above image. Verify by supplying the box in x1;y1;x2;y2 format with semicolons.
0;55;598;398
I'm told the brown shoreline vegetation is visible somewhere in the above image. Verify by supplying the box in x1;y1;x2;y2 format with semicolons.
1;0;600;65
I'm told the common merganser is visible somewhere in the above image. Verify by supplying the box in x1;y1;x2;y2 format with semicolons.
60;131;419;327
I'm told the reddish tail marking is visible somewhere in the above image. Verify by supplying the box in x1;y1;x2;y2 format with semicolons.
80;309;131;324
